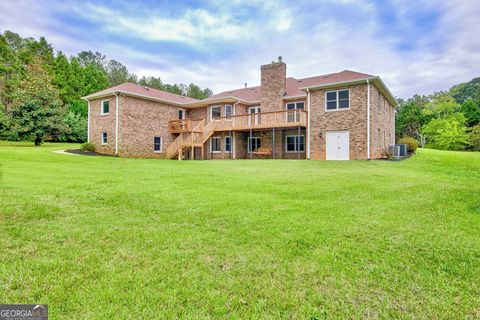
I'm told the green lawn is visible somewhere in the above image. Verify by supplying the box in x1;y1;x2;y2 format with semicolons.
1;141;479;319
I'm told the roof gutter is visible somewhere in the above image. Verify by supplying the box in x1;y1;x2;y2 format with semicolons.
82;90;192;107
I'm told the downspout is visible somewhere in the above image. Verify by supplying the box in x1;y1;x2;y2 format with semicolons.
87;100;91;142
232;99;240;159
366;79;371;159
114;92;119;155
306;88;311;160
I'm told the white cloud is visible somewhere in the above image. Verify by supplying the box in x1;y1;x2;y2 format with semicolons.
0;0;479;98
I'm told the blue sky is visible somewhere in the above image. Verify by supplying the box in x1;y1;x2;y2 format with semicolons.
1;0;479;97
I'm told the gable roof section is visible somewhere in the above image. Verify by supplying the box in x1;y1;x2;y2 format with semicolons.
83;82;199;104
82;70;396;107
203;70;380;103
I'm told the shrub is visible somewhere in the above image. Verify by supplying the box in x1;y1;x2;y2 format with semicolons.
80;142;96;152
398;137;419;153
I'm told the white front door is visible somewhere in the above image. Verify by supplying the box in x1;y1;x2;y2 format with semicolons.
326;131;349;160
248;106;261;126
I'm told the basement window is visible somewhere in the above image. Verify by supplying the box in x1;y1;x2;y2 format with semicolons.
101;100;109;115
248;137;261;153
210;136;221;153
225;136;232;152
101;131;107;145
285;135;305;152
154;136;162;152
325;89;349;111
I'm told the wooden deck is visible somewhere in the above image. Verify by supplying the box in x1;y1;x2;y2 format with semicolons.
169;110;307;134
165;110;307;159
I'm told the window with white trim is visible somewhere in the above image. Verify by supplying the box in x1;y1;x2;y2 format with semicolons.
285;135;305;152
225;105;233;117
101;131;107;145
248;137;261;152
325;89;349;111
101;100;109;115
286;102;304;122
154;136;162;152
178;109;185;120
210;106;221;120
210;136;221;153
225;136;232;152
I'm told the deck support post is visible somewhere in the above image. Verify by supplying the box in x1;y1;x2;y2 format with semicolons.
298;126;301;160
191;145;194;160
201;144;204;160
229;130;232;159
272;127;275;159
250;129;253;159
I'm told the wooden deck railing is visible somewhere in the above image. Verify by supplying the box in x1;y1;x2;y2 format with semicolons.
213;109;307;131
169;119;204;133
168;110;307;134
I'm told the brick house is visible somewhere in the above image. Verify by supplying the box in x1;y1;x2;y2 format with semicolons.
83;57;396;160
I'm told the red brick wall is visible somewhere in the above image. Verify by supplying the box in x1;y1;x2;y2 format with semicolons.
369;85;396;158
309;84;368;160
89;96;117;155
261;61;286;112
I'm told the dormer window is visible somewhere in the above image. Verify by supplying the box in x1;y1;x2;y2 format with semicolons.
325;89;349;111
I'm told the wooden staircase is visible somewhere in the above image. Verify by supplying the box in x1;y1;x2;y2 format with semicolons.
165;120;218;159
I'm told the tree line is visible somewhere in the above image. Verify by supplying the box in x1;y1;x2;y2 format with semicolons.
396;77;480;151
0;30;212;144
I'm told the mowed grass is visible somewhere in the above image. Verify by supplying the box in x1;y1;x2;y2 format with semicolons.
1;141;480;319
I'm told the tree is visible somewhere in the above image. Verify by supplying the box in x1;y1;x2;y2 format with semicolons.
10;58;65;145
460;99;480;127
451;77;480;104
105;59;129;86
469;125;480;151
423;94;460;118
422;113;469;150
395;100;427;139
185;83;212;99
59;110;87;142
76;51;106;70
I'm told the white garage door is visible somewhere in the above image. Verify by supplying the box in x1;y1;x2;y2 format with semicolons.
326;131;349;160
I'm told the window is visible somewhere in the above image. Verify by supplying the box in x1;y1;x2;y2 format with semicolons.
154;136;162;152
101;100;109;115
101;131;107;145
248;137;261;152
285;135;305;153
225;136;232;152
178;109;185;120
377;129;381;149
286;102;304;122
210;106;221;120
225;105;233;117
325;89;349;111
210;136;221;153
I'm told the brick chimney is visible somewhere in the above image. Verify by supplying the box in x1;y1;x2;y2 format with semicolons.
260;56;286;112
